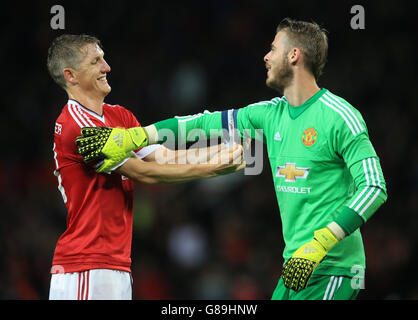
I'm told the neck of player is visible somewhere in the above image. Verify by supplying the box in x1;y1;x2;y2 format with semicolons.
284;71;320;107
67;90;105;116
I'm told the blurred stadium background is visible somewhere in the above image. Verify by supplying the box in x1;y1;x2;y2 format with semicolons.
1;0;416;299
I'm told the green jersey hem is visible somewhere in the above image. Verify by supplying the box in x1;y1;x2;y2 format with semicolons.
314;264;365;278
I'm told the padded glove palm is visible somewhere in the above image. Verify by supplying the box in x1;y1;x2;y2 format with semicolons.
282;227;339;292
76;126;149;173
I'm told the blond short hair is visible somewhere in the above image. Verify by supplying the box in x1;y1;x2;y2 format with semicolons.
47;34;103;90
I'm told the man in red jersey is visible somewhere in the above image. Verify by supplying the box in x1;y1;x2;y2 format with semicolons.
47;34;244;300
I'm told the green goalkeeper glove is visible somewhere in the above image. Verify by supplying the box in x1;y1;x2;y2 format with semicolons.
75;126;149;173
282;227;339;292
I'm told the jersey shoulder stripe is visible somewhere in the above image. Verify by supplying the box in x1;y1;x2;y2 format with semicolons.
248;97;285;108
319;92;364;136
175;110;221;123
325;92;364;132
75;104;95;127
67;102;97;128
67;103;85;128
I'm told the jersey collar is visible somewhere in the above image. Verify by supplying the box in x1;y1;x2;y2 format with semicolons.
68;99;106;124
286;88;327;119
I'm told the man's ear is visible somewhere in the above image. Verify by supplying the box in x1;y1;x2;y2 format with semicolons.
63;67;78;86
288;48;302;65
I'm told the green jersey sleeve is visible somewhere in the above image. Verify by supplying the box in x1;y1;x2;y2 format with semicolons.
236;98;284;142
328;94;376;167
325;93;388;234
154;110;223;146
334;156;387;235
153;97;285;146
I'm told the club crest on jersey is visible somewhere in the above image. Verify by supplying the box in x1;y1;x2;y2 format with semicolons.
302;128;317;146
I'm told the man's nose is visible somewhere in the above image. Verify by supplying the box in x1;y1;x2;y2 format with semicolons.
263;52;270;63
102;59;111;73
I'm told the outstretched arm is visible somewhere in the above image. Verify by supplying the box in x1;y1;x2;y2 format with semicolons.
144;102;272;146
76;101;277;173
115;143;245;184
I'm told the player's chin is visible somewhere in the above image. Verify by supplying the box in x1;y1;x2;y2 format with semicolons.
266;77;276;89
100;83;112;95
266;78;284;94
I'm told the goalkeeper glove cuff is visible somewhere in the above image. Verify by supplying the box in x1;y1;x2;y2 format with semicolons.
127;127;149;150
313;227;339;251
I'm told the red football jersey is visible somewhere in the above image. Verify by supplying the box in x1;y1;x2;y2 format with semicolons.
52;99;140;274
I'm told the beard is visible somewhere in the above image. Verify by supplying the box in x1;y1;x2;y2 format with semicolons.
266;55;294;94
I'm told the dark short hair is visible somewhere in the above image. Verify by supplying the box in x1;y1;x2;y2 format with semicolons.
47;34;103;90
277;18;328;80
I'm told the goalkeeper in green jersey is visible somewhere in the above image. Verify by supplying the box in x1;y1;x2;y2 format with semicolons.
76;18;387;300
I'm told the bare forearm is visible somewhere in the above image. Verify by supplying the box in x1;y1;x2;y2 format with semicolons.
167;144;226;164
142;144;227;166
116;157;242;184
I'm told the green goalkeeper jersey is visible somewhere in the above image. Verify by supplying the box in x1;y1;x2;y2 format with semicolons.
154;88;387;277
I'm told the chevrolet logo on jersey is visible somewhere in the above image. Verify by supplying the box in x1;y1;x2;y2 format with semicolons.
276;163;310;182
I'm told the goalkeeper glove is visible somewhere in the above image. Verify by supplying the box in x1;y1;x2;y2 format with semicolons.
75;126;149;173
282;227;339;292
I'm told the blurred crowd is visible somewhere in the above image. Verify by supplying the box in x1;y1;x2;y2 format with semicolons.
0;1;417;299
